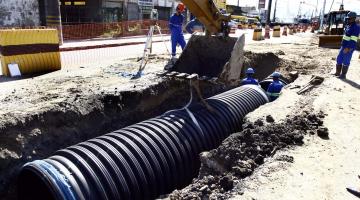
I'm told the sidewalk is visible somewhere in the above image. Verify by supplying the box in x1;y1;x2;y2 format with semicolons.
60;34;192;51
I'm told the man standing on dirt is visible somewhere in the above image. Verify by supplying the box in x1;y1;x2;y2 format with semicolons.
334;11;360;79
169;3;187;59
267;72;284;102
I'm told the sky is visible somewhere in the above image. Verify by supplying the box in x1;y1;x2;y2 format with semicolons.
226;0;360;22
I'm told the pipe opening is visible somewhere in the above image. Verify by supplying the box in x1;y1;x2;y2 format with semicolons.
18;168;57;200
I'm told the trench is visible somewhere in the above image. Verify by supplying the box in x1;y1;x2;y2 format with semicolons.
16;79;290;200
0;50;296;200
18;85;271;200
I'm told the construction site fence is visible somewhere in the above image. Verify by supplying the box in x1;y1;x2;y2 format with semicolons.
0;20;170;41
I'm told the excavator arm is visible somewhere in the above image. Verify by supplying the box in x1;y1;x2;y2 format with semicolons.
181;0;231;36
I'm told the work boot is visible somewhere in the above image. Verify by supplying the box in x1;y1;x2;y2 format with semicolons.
339;66;348;79
333;64;342;76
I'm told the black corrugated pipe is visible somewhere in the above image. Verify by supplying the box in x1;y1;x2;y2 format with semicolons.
18;85;269;200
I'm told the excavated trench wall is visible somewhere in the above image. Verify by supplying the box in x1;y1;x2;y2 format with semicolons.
0;79;228;200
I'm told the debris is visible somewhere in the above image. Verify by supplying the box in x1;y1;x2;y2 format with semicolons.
289;71;299;80
317;127;329;139
219;176;234;191
276;50;286;55
266;115;275;123
199;185;208;193
275;155;294;163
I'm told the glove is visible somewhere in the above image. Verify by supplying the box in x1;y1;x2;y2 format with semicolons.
343;48;351;54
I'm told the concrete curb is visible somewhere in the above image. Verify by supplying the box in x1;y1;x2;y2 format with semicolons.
60;39;170;52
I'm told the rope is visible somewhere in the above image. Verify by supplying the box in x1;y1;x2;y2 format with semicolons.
162;79;205;137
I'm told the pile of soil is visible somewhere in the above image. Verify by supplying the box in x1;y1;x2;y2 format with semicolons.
169;111;327;199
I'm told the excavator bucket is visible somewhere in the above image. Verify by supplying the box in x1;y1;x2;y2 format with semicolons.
318;35;343;49
171;34;245;86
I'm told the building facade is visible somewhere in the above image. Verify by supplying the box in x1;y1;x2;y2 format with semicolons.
0;0;177;27
0;0;40;26
154;0;174;20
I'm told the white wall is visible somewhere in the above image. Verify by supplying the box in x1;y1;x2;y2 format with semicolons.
0;0;40;26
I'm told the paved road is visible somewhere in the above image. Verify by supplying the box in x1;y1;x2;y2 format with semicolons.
60;29;315;69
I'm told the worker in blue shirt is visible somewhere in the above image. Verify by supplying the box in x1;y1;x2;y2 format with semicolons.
169;3;186;59
185;18;204;34
267;72;284;102
335;11;360;79
241;68;259;85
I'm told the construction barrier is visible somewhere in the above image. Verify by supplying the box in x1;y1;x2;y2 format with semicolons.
289;26;294;35
61;20;170;41
282;26;288;36
264;25;271;39
273;26;281;37
252;28;263;41
0;29;61;76
302;25;307;32
311;25;315;33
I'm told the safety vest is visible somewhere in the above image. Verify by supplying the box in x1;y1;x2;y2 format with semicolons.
266;91;281;97
343;35;359;42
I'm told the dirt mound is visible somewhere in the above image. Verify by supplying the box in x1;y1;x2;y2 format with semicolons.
169;111;326;199
172;35;238;78
243;52;281;81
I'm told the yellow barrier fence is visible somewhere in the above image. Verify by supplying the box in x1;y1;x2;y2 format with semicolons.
0;29;61;76
289;27;294;35
252;28;263;41
273;26;281;37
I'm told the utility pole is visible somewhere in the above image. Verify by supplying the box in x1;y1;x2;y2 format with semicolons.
319;0;326;31
272;0;278;22
267;0;273;24
340;0;344;10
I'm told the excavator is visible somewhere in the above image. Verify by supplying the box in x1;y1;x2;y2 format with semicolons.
318;4;359;49
169;0;245;86
318;7;350;48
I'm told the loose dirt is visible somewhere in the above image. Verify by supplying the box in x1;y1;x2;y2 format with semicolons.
166;34;360;200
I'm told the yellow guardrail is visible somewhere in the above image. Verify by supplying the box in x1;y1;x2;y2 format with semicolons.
252;28;263;41
273;26;281;37
0;29;61;76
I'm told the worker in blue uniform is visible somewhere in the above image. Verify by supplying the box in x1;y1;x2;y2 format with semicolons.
267;72;284;102
185;18;204;34
169;3;186;59
241;68;259;85
335;11;360;79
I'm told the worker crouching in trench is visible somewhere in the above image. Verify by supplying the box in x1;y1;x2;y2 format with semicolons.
241;68;284;102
